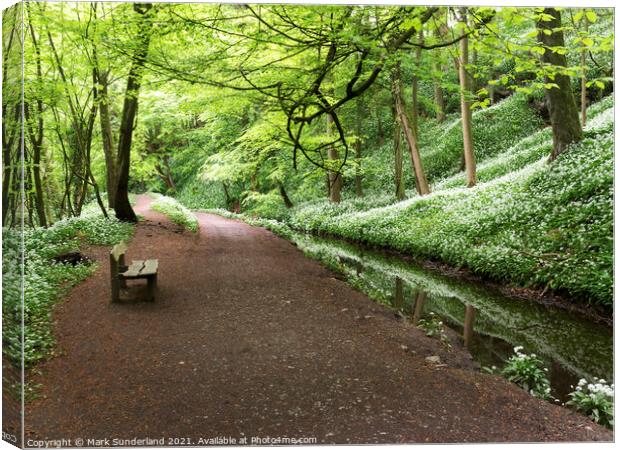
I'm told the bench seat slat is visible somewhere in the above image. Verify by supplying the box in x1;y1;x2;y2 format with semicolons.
120;259;158;278
142;259;158;275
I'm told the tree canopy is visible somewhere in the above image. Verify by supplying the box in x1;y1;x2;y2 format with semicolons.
2;3;613;225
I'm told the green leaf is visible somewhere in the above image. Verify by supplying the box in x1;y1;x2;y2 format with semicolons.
574;11;584;22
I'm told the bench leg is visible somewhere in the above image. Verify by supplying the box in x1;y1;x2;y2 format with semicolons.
147;275;157;301
111;278;120;303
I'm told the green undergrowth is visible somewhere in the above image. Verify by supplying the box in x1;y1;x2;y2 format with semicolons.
149;193;199;232
420;93;544;181
2;213;134;368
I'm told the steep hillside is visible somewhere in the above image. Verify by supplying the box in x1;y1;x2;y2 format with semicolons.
240;96;614;305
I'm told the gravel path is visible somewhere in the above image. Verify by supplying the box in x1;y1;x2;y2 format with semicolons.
23;195;611;445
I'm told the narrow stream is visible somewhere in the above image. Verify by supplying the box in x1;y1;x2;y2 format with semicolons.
290;232;613;403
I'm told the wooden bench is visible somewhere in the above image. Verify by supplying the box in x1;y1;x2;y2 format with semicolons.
110;241;158;302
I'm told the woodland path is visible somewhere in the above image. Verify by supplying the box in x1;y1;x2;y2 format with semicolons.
24;195;611;444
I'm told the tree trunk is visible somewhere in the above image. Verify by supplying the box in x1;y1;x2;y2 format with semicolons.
155;156;176;191
432;61;446;122
412;291;427;326
278;182;294;208
354;141;363;197
98;71;117;207
580;14;589;127
393;106;405;201
31;141;47;227
48;17;101;220
24;15;47;226
488;67;496;105
394;277;404;311
391;62;430;196
90;3;117;208
411;30;423;139
537;8;582;160
458;7;476;188
326;112;342;203
471;44;479;93
88;158;108;219
222;182;232;209
2;14;19;226
354;98;363;197
432;17;446;122
376;108;385;146
463;304;476;348
114;3;155;222
3;104;20;226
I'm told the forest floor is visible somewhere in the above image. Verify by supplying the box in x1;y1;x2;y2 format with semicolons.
24;195;611;444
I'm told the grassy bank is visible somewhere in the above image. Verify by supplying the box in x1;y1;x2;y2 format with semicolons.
2;213;133;368
149;193;199;232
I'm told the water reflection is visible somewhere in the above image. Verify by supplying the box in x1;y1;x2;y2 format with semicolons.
412;291;427;326
463;304;476;349
293;233;613;403
394;277;404;311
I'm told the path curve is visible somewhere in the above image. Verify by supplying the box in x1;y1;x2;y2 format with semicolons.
24;195;611;444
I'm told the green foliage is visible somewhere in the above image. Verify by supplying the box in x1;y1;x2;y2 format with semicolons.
434;128;552;190
245;216;296;241
500;346;551;400
416;312;451;347
566;378;614;428
150;194;199;232
2;215;133;367
176;178;227;211
242;190;291;221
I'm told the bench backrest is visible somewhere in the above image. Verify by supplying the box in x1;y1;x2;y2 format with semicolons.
110;241;128;302
110;241;127;278
111;241;128;262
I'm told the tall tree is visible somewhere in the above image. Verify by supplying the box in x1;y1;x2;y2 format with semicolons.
278;182;294;208
537;8;582;160
24;4;47;227
393;106;405;201
410;29;423;139
458;7;476;188
579;11;589;127
114;3;156;221
90;3;118;208
45;10;105;218
324;62;343;203
431;60;446;122
431;18;448;122
2;6;22;226
354;98;363;198
326;111;343;204
391;62;430;196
